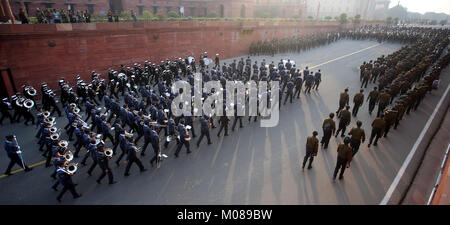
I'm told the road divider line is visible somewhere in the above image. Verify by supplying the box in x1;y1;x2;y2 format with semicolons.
310;43;383;69
380;83;450;205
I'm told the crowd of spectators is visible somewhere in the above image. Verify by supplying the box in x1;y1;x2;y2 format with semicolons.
14;8;138;24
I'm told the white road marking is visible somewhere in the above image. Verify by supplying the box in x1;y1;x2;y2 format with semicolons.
310;43;383;69
380;83;450;205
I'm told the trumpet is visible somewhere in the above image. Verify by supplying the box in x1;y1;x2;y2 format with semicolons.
65;163;78;174
50;132;60;141
23;99;34;109
59;140;68;148
63;151;73;161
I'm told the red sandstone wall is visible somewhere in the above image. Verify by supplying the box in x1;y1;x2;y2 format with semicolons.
0;21;382;94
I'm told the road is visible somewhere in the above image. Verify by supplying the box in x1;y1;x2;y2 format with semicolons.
0;39;448;205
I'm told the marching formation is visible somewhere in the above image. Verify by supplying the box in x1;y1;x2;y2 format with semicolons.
1;25;449;203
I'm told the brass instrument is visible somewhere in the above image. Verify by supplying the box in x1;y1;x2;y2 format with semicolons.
73;107;80;114
44;116;56;125
23;99;34;109
69;103;77;109
63;151;73;161
15;97;25;107
25;86;37;96
50;132;60;141
43;111;50;117
65;163;78;174
49;127;58;133
104;148;113;158
59;140;68;148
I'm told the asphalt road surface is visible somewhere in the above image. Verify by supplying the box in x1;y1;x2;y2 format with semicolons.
1;39;448;205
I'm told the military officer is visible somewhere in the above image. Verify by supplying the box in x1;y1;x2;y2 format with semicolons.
333;137;353;181
336;88;349;114
321;113;336;149
368;115;385;147
335;106;351;138
367;87;379;115
302;131;319;170
348;121;365;157
352;89;364;117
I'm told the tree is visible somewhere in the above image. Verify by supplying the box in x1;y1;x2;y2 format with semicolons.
386;16;393;25
325;16;332;20
167;11;179;18
353;14;361;23
339;13;348;24
393;17;399;25
143;10;153;19
208;11;218;18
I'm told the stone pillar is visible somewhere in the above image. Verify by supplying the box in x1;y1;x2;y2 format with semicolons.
1;0;16;23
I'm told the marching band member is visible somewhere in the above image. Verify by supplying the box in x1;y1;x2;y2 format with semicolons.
3;135;32;176
124;138;146;176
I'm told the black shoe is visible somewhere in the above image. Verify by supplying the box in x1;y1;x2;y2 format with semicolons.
368;144;371;148
109;181;117;185
207;142;212;145
333;176;336;181
140;169;147;172
57;196;62;202
150;161;154;167
174;153;179;158
81;162;87;166
74;194;82;199
196;143;200;148
124;173;130;176
87;172;92;176
51;175;56;179
373;143;378;146
52;186;58;191
224;134;228;136
25;167;32;172
140;152;145;157
307;166;312;170
339;176;344;180
96;179;101;184
115;161;120;166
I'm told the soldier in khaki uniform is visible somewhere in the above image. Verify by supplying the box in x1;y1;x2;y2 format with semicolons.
333;137;353;181
348;121;365;157
383;108;398;137
361;69;371;88
377;90;391;117
335;106;351;138
352;89;364;117
367;87;379;115
336;88;349;115
392;101;406;129
368;115;386;147
302;131;319;170
321;113;336;149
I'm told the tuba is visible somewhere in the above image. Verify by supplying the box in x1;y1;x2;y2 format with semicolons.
23;99;34;109
26;86;37;96
104;148;113;158
65;163;78;174
59;140;68;148
43;111;51;117
49;127;58;133
50;132;60;141
16;97;25;107
63;151;73;162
